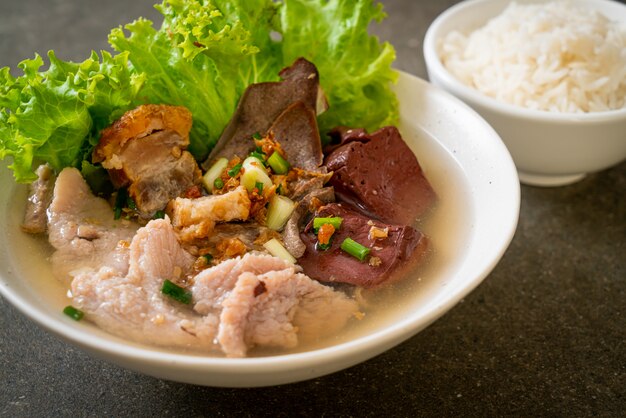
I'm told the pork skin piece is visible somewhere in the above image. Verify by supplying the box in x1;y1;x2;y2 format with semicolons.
297;203;429;288
71;218;219;350
167;185;251;240
93;104;201;214
47;168;138;284
203;58;327;168
21;164;56;234
324;126;436;225
192;253;358;357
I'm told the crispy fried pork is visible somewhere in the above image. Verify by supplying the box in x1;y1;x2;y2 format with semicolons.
93;104;202;215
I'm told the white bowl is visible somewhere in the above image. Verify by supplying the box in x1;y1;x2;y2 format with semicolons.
424;0;626;187
0;72;519;387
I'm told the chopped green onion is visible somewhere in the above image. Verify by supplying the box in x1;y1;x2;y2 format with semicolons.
227;163;242;177
154;210;165;219
266;195;295;231
127;196;137;210
161;279;192;304
241;156;273;192
340;237;371;261
249;150;266;162
252;132;262;140
313;216;343;232
276;184;283;195
113;188;128;220
202;254;213;264
202;157;229;193
316;241;332;251
263;238;296;263
63;305;84;321
214;178;224;189
267;152;291;174
255;181;264;194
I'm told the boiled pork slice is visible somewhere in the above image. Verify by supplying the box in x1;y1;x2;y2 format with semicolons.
192;253;359;357
325;126;436;225
71;218;219;350
47;168;138;284
297;203;429;288
93;104;202;215
67;217;357;356
203;58;327;168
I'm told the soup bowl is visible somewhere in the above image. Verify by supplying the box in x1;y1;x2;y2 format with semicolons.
424;0;626;187
0;72;519;387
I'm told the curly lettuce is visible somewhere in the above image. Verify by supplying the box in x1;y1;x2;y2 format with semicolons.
276;0;398;134
1;0;397;182
0;51;144;182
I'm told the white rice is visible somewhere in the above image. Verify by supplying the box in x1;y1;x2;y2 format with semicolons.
438;1;626;113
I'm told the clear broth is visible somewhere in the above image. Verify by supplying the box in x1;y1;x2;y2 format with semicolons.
4;125;472;357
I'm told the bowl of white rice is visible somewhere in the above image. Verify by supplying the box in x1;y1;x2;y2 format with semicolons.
424;0;626;186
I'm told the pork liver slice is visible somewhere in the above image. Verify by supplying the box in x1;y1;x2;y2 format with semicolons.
203;58;326;168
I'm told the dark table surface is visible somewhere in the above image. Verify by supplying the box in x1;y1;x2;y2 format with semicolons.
1;0;624;416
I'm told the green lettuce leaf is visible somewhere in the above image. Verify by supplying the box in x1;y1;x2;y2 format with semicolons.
276;0;398;134
0;51;144;182
1;0;397;182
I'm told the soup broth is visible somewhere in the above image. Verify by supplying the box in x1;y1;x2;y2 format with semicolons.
3;124;472;357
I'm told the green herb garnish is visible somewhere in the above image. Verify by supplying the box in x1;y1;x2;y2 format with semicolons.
113;188;129;220
227;163;242;177
313;216;343;232
63;305;84;321
340;237;370;261
161;279;192;305
267;152;290;174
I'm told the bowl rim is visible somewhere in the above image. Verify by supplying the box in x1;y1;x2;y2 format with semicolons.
423;0;626;123
0;71;521;385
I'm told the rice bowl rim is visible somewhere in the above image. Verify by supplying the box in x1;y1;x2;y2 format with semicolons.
423;0;626;124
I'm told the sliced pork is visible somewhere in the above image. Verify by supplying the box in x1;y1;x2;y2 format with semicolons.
193;253;358;357
47;168;138;284
203;58;327;168
72;225;358;357
297;203;429;288
71;218;218;350
325;126;436;225
93;104;202;215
